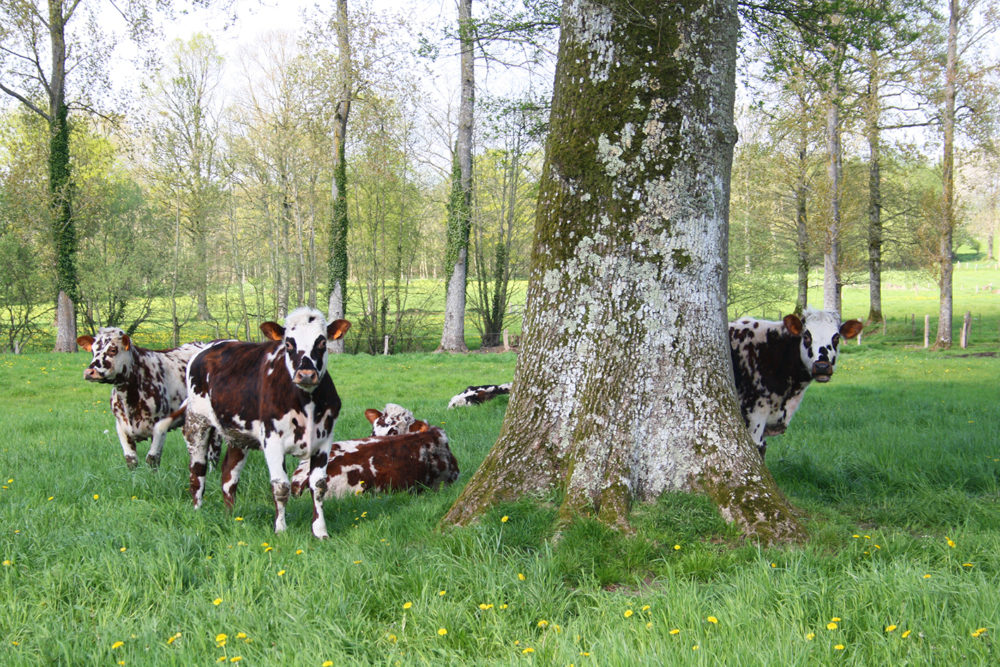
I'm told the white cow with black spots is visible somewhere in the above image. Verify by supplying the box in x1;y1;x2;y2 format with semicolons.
729;309;863;458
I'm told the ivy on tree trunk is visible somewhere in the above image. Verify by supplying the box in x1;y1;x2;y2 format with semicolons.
442;0;804;544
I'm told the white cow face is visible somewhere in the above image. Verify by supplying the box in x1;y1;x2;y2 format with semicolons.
78;328;133;383
260;308;350;392
365;404;416;436
783;311;863;382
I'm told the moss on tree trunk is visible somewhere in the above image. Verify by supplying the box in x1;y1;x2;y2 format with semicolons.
442;0;804;544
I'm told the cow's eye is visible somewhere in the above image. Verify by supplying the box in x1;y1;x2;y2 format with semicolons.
285;340;295;353
832;333;840;347
802;332;812;346
314;337;326;351
107;346;117;356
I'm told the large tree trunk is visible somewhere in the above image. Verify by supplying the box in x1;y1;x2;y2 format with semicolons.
442;0;803;543
328;0;351;354
866;52;884;325
438;0;474;353
936;0;958;349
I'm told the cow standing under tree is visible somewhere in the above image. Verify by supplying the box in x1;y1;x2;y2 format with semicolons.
182;308;350;538
729;309;863;458
78;328;214;469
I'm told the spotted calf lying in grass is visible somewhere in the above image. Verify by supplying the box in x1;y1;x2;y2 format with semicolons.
729;309;863;458
447;383;511;408
78;328;214;469
292;405;458;499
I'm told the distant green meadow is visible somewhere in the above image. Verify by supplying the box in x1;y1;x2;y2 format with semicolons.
2;265;1000;664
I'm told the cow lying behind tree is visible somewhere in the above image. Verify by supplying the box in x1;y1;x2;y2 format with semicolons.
729;309;863;458
182;308;350;538
78;328;214;469
447;383;511;408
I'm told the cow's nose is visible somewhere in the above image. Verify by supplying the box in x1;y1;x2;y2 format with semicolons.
84;367;101;381
294;369;319;386
812;361;832;375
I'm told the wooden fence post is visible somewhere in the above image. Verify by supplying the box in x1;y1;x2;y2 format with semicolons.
924;315;930;349
961;311;971;349
503;329;509;351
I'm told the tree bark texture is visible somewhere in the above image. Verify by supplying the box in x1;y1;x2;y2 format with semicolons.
794;110;809;316
823;78;843;315
439;0;475;353
442;0;803;543
328;0;352;354
936;0;958;349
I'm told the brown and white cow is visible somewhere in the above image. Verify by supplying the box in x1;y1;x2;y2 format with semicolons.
318;419;459;500
182;308;350;538
729;309;863;458
78;328;214;469
288;403;419;495
447;383;511;408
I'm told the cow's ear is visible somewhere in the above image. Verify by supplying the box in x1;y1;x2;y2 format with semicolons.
364;409;382;425
840;319;863;340
121;335;131;351
260;322;285;341
77;335;94;352
409;420;429;433
327;319;351;341
783;314;803;336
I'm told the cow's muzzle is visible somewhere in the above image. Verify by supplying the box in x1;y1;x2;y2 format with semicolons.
811;361;833;382
293;369;320;390
83;367;106;382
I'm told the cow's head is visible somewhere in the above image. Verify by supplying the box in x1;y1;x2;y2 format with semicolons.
365;404;419;436
78;328;133;383
260;308;350;392
783;310;863;383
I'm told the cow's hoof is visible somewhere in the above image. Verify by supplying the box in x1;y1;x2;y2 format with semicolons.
146;454;161;469
125;456;138;470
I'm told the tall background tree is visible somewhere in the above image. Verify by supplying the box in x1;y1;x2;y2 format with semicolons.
444;0;803;542
327;0;352;354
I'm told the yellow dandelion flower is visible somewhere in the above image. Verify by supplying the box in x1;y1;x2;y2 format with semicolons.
646;622;653;629
923;574;931;579
237;541;248;547
437;628;447;636
579;651;590;656
403;601;413;610
278;570;286;576
669;629;680;635
213;598;222;606
2;560;11;566
264;547;273;553
48;496;54;501
537;620;549;628
229;658;242;663
323;662;334;667
501;515;509;523
518;573;526;581
885;625;897;632
641;605;650;612
500;604;509;609
827;622;838;630
971;627;988;638
118;662;124;666
119;547;127;553
216;658;226;664
111;641;124;649
234;517;243;521
831;617;841;622
834;644;844;650
692;645;700;650
963;563;974;567
522;647;534;654
93;494;99;500
673;544;681;550
770;562;777;568
216;633;228;643
235;633;247;640
553;625;562;633
624;610;634;618
852;534;859;538
707;616;718;624
166;632;181;645
806;633;815;640
479;603;493;610
353;560;361;565
387;634;397;644
902;630;911;638
946;537;955;548
296;549;304;555
439;590;447;596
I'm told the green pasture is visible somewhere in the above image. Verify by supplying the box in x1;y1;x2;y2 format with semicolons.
2;336;999;664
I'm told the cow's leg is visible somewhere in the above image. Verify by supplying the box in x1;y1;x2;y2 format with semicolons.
263;443;291;533
183;417;213;509
147;412;183;469
308;449;330;539
220;446;248;510
207;432;222;467
290;459;310;497
115;421;138;469
747;410;769;460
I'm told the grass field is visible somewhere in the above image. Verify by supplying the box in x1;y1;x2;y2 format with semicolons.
2;328;999;664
